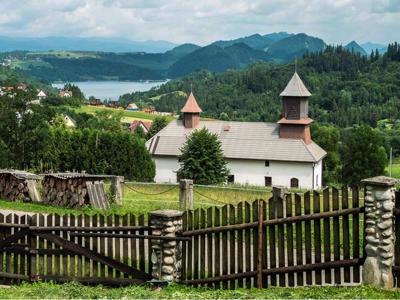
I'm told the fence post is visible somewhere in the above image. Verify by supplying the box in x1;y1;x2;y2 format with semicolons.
149;209;183;282
179;179;193;211
361;176;398;288
110;176;124;206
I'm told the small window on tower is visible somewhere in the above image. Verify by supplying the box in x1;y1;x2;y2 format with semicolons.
265;161;270;167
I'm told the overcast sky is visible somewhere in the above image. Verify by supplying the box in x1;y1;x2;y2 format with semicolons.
0;0;398;45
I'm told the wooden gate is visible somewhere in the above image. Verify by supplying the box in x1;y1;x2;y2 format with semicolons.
181;187;364;288
0;213;152;285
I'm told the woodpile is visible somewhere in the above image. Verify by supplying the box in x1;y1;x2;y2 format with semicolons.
0;170;41;202
0;174;30;201
43;176;90;208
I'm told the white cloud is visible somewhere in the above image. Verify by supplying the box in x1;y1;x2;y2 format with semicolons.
0;0;397;45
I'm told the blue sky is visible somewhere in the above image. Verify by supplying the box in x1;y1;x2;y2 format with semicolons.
0;0;398;45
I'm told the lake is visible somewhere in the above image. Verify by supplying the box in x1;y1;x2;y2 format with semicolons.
52;80;168;100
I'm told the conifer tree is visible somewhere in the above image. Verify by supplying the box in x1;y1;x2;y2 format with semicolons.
177;128;229;184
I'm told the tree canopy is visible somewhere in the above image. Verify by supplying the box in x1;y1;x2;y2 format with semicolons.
177;128;229;184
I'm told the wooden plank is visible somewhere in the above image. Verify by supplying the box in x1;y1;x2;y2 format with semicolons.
221;205;228;289
76;215;85;277
237;202;243;288
323;188;331;284
69;215;76;277
244;202;251;288
257;201;263;289
138;215;145;273
115;215;121;278
313;191;322;285
39;214;49;278
206;207;213;287
252;200;259;289
0;214;4;275
295;194;304;286
92;214;99;278
342;187;350;283
5;214;12;280
200;209;206;286
53;214;61;276
83;214;91;277
122;214;129;278
129;214;137;274
181;212;187;282
229;204;236;289
277;196;285;287
304;191;312;285
286;194;294;287
268;198;277;286
13;214;19;277
187;210;193;283
106;214;113;278
352;187;360;283
46;214;53;276
61;215;69;276
261;200;268;288
214;207;220;288
332;187;341;284
193;209;200;286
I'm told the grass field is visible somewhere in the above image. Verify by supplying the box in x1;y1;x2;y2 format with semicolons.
0;282;399;299
0;182;272;216
76;105;175;122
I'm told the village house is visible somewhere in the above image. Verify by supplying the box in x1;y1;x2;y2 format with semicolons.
129;120;152;134
146;72;327;189
59;90;73;98
37;90;47;100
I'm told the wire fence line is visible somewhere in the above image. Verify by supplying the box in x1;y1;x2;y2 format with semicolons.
122;182;178;196
124;181;273;194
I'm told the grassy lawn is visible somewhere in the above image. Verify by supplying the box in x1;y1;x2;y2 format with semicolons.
386;158;400;179
0;183;272;216
76;105;175;122
0;282;399;299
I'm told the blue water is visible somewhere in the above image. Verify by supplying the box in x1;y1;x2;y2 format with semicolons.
52;80;167;100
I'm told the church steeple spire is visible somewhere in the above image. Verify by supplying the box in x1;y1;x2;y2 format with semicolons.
278;72;313;144
181;92;202;128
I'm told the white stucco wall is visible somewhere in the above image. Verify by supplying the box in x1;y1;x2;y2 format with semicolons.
153;156;180;183
153;155;323;189
226;159;316;189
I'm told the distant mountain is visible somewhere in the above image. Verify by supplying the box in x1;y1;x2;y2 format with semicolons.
265;33;325;62
361;42;388;54
165;43;201;57
264;32;294;41
344;41;367;56
168;43;269;77
0;36;178;53
212;34;273;50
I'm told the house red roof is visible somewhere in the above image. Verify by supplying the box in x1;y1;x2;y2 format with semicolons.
129;120;152;132
181;92;202;113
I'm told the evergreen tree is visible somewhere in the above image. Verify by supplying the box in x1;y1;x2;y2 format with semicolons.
177;128;229;184
146;116;168;139
134;125;146;139
340;124;388;184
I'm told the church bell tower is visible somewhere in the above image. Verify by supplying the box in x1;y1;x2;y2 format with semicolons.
278;72;313;144
181;92;202;128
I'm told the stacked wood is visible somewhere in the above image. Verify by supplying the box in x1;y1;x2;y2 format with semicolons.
43;176;90;208
0;173;31;201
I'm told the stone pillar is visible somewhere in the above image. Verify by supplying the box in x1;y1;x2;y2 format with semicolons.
149;209;183;282
179;179;193;210
361;176;398;288
110;176;124;206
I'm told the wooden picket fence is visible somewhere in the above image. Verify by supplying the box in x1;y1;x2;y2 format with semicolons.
180;187;364;288
0;213;152;285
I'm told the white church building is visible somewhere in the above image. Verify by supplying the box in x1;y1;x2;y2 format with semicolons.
146;72;326;189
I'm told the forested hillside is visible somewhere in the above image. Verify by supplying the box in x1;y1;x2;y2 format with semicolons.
126;44;400;128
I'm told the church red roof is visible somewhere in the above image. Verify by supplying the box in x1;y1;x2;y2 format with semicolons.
181;92;202;113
